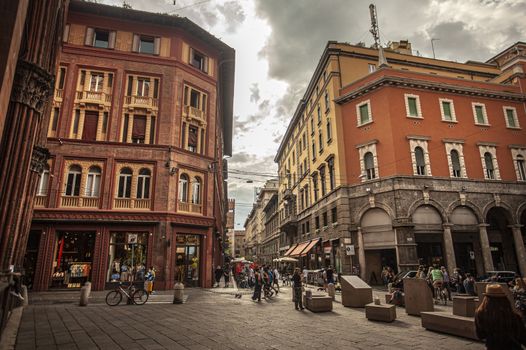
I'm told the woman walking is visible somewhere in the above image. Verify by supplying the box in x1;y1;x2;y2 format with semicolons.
252;267;262;302
475;284;526;349
292;268;304;310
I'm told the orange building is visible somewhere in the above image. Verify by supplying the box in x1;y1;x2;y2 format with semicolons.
25;1;234;291
276;40;526;283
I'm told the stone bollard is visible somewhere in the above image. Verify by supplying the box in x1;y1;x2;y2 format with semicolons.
79;282;91;307
327;283;335;300
173;282;184;304
21;285;29;306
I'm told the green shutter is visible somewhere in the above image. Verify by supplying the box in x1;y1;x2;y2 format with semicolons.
475;105;485;124
408;97;418;116
506;109;516;127
442;101;452;120
359;104;369;124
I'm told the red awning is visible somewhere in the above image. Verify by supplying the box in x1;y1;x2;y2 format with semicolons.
300;239;320;257
283;244;298;257
289;241;310;257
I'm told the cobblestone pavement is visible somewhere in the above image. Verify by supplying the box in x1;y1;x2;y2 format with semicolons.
16;287;484;350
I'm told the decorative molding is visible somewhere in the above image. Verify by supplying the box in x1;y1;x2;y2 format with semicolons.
30;146;50;173
11;60;54;114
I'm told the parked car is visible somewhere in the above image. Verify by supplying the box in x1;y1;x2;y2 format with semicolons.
391;270;418;291
479;271;517;284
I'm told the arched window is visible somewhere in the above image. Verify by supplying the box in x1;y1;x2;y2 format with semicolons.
364;152;376;180
85;166;101;197
179;174;189;202
191;177;201;204
415;147;426;175
37;164;50;196
117;168;133;198
517;154;526;181
484;152;495;179
450;150;461;177
65;165;82;196
137;168;151;199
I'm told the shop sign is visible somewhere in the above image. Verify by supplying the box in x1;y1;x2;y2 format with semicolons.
345;245;355;256
343;238;352;244
127;233;138;244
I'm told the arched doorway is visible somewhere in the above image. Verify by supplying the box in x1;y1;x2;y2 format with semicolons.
360;208;396;285
487;207;518;272
451;206;481;277
412;205;444;268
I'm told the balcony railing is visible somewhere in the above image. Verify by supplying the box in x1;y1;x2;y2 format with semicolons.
61;196;100;208
113;198;151;210
184;105;206;124
34;195;47;207
178;201;203;214
55;89;63;99
76;90;112;104
124;95;158;109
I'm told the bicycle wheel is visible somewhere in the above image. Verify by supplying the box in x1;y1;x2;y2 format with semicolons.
132;288;149;305
106;290;122;306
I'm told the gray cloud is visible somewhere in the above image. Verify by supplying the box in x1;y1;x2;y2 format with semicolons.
217;1;246;33
249;83;260;103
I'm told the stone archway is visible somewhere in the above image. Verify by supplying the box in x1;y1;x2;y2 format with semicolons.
450;206;484;277
487;207;519;273
412;205;444;268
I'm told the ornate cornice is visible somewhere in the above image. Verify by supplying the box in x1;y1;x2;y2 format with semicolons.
11;60;54;114
336;75;526;104
30;146;50;173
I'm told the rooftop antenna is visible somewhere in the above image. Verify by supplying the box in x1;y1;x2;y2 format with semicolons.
431;38;440;59
369;4;389;67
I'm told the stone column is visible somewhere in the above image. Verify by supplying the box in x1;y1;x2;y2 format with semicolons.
509;224;526;277
357;227;366;281
442;224;457;274
478;224;494;273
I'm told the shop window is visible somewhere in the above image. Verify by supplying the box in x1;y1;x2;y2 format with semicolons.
191;177;201;204
65;165;82;196
175;234;200;287
37;164;50;196
364;152;376;180
179;174;189;202
118;168;133;198
451;150;462;178
107;232;148;283
85;166;101;197
137;168;151;199
51;232;95;288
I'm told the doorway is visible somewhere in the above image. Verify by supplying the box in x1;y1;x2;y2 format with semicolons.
175;234;201;287
23;231;41;290
454;242;477;277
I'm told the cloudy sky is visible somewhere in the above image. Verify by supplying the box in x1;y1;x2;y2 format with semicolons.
103;0;525;228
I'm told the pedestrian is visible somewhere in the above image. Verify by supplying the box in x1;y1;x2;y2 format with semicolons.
475;284;526;349
381;266;389;285
464;273;476;296
145;266;156;294
252;266;262;302
214;265;223;287
416;265;426;279
452;268;465;293
512;277;526;320
292;267;304;310
223;264;231;288
326;265;335;285
272;266;280;294
441;266;452;301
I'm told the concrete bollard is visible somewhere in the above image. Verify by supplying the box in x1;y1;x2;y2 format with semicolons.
328;283;335;300
173;282;184;304
79;282;91;307
21;285;28;306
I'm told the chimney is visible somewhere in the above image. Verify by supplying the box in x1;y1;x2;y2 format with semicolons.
389;40;412;55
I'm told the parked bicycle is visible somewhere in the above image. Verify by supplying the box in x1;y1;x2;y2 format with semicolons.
105;282;148;306
434;281;448;305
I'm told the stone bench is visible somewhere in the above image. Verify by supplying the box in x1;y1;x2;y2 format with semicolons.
340;275;373;307
453;296;478;317
365;303;396;322
421;311;478;340
304;294;333;312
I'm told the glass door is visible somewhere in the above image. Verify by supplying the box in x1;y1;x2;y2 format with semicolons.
175;234;200;287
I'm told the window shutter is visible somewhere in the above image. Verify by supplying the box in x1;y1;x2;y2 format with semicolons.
108;31;116;49
85;27;94;46
63;24;70;43
203;56;209;74
132;116;147;138
132;34;140;52
154;37;161;55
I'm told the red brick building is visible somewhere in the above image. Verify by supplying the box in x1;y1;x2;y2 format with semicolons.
25;1;234;291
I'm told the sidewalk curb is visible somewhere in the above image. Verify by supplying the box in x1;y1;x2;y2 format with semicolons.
0;306;23;350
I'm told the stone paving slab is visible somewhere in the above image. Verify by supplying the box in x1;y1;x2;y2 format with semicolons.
16;287;483;349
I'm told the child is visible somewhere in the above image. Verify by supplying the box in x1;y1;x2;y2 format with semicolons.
145;266;156;294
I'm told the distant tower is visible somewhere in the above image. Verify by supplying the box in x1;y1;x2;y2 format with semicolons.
369;4;389;67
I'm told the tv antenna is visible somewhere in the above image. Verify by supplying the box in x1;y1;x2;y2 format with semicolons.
369;4;388;67
431;38;440;59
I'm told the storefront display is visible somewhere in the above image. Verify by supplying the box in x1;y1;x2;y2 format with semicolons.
175;234;200;287
107;232;148;283
50;231;95;288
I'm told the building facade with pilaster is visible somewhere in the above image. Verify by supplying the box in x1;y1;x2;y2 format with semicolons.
276;40;526;284
24;0;234;291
